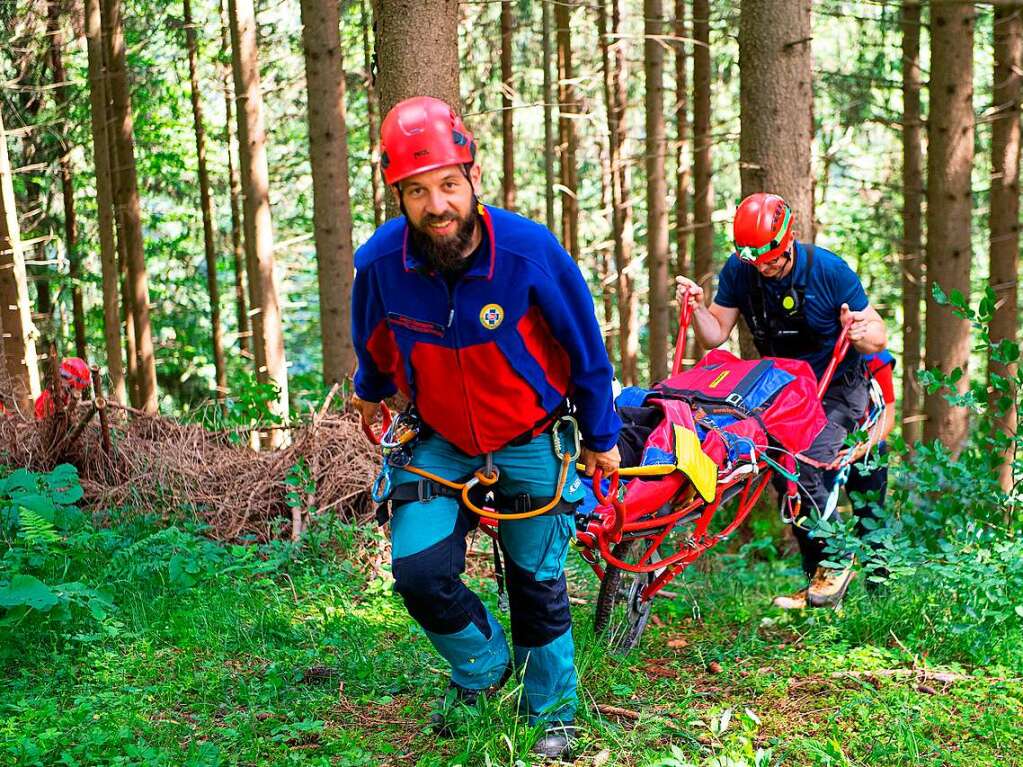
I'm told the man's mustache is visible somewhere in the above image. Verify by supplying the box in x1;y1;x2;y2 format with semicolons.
422;213;458;226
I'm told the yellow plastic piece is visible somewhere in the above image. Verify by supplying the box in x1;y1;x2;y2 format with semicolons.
673;425;717;502
574;462;675;477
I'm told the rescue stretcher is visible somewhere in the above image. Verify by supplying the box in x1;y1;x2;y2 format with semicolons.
362;293;886;652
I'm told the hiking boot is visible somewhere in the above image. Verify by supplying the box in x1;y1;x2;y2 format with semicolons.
807;565;856;608
772;587;808;610
532;722;577;760
429;662;513;736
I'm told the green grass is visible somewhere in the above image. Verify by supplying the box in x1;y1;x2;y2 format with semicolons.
2;513;1022;767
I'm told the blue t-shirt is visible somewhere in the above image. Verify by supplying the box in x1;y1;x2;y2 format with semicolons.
713;241;869;379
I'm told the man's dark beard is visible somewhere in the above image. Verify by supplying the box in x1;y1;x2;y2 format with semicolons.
407;203;481;273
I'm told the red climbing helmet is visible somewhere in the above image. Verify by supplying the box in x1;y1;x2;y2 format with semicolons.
59;357;90;390
379;96;476;186
733;193;794;265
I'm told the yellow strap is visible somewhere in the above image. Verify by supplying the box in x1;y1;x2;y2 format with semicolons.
673;424;717;502
574;462;676;477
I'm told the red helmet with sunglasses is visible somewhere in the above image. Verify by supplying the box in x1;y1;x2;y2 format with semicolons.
379;97;476;186
733;193;794;266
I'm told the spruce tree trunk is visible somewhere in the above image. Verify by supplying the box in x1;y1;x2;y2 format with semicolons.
46;0;87;360
600;0;637;385
738;2;813;364
229;0;290;431
84;0;126;404
556;0;579;260
599;139;615;360
645;0;670;382
500;0;516;210
102;0;159;412
0;109;42;413
924;4;974;450
901;0;924;447
674;0;689;279
989;5;1020;489
300;0;356;386
738;1;813;236
692;0;713;297
542;0;556;231
218;0;249;356
184;0;227;400
375;0;460;220
362;0;384;227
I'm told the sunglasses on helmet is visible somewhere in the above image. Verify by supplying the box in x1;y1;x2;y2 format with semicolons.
735;206;791;262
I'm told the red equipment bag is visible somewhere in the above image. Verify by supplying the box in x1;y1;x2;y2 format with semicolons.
654;349;827;457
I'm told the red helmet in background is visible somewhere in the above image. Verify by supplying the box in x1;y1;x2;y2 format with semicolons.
380;96;476;186
59;357;90;390
733;193;794;265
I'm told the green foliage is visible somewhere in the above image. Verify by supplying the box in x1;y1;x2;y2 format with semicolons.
814;288;1022;664
0;465;112;632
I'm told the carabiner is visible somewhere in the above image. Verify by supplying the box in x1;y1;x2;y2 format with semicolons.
371;466;393;504
552;415;581;462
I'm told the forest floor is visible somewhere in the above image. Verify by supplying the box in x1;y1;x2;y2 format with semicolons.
2;511;1022;767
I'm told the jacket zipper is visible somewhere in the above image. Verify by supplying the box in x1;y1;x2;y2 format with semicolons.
441;277;484;455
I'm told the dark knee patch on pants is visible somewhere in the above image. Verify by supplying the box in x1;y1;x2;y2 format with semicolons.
501;551;571;648
392;521;489;637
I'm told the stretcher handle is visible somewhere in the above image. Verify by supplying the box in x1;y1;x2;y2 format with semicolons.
816;321;853;400
360;402;393;445
672;288;696;376
592;469;626;543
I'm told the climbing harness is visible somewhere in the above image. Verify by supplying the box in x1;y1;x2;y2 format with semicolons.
366;405;584;521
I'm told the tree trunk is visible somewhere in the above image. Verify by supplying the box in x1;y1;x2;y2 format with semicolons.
0;109;42;413
300;0;356;386
229;0;290;430
542;0;556;231
738;2;813;237
500;0;516;210
184;0;227;400
645;0;670;383
46;0;87;360
600;0;637;385
84;0;126;404
924;4;974;450
738;2;813;364
557;0;579;260
598;137;615;361
375;0;461;220
989;4;1020;489
218;0;249;357
692;0;713;298
102;0;158;412
362;0;384;227
674;0;689;279
901;0;924;447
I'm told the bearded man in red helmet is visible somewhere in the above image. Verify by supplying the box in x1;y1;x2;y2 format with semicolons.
676;193;887;609
349;97;621;758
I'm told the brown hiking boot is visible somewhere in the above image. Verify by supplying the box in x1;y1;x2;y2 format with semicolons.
807;565;856;608
772;587;808;610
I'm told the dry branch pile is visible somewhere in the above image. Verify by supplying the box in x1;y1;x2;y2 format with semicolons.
0;391;380;542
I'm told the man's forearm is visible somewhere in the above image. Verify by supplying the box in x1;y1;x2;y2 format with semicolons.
692;307;728;348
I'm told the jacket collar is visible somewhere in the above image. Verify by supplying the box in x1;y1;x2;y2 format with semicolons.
401;204;496;280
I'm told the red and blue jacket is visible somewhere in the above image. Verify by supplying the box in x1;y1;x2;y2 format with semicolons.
351;205;621;457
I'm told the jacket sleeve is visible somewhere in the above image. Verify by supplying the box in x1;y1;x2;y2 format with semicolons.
351;260;399;403
534;232;622;452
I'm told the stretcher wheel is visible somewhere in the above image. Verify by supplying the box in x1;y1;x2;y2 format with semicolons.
593;539;663;653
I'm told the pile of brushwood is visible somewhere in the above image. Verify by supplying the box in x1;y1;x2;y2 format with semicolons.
0;374;378;542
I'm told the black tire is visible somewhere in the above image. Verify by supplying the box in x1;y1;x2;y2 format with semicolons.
593;538;663;654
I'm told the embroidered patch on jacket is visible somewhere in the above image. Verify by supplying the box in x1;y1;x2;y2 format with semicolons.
387;312;445;337
479;303;504;330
